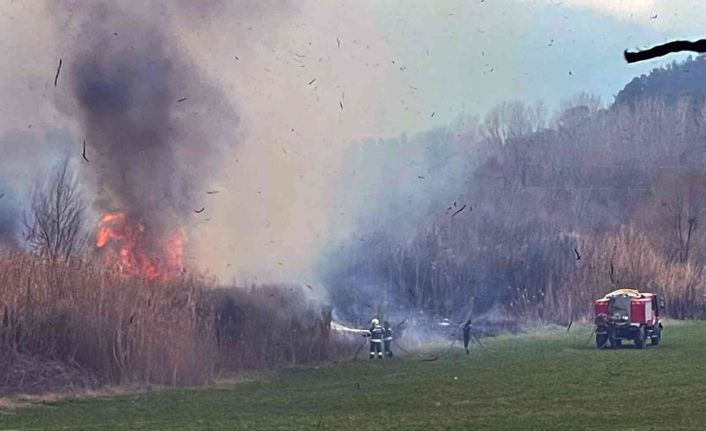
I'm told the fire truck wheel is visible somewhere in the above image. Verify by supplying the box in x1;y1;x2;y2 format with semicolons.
634;327;646;349
651;329;661;346
611;338;622;348
596;333;608;349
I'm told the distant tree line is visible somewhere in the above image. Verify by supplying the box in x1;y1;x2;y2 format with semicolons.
323;56;706;323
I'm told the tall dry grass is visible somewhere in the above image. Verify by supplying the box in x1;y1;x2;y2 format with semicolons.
508;227;706;323
0;252;336;391
204;286;333;374
0;253;213;386
571;227;706;319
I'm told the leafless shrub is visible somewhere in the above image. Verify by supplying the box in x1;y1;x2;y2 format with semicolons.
23;159;86;263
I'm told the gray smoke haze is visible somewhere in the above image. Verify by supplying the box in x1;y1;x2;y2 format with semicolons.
1;0;697;285
0;184;18;248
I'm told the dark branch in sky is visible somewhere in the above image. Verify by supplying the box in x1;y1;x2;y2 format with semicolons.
624;39;706;63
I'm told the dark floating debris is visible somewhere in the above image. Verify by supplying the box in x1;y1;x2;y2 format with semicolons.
54;58;62;87
309;78;316;85
574;248;581;260
178;97;187;103
451;204;467;217
82;140;89;162
194;207;205;213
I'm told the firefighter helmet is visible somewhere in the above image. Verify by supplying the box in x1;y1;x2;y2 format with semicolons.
371;318;380;326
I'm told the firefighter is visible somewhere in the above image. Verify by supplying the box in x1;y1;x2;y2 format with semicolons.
462;320;472;354
383;321;393;358
365;318;384;359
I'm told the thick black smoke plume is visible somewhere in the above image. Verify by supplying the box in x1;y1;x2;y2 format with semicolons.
67;2;238;238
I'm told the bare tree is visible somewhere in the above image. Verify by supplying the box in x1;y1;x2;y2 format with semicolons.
558;92;602;116
24;159;86;262
483;101;546;146
652;172;706;263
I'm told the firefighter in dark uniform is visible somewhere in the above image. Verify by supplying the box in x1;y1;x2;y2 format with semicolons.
462;320;472;354
366;318;384;359
383;321;393;358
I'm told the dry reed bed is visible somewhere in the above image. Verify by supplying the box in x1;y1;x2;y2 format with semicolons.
0;253;335;392
508;227;706;322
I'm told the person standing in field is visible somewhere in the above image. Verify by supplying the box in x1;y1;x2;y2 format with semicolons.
462;320;472;354
366;318;384;360
383;321;393;358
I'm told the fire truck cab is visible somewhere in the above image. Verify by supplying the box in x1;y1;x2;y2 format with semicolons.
594;289;663;349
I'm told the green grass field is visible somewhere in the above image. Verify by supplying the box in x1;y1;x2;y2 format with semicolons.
2;321;706;430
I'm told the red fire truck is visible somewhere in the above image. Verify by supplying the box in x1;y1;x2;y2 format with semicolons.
594;289;663;349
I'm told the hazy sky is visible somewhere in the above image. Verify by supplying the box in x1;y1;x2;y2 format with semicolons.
0;0;704;283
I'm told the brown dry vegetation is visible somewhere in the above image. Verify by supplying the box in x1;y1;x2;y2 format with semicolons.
0;253;337;395
204;285;334;373
510;227;706;323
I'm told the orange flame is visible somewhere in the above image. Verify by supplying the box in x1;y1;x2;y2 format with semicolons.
96;212;184;280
